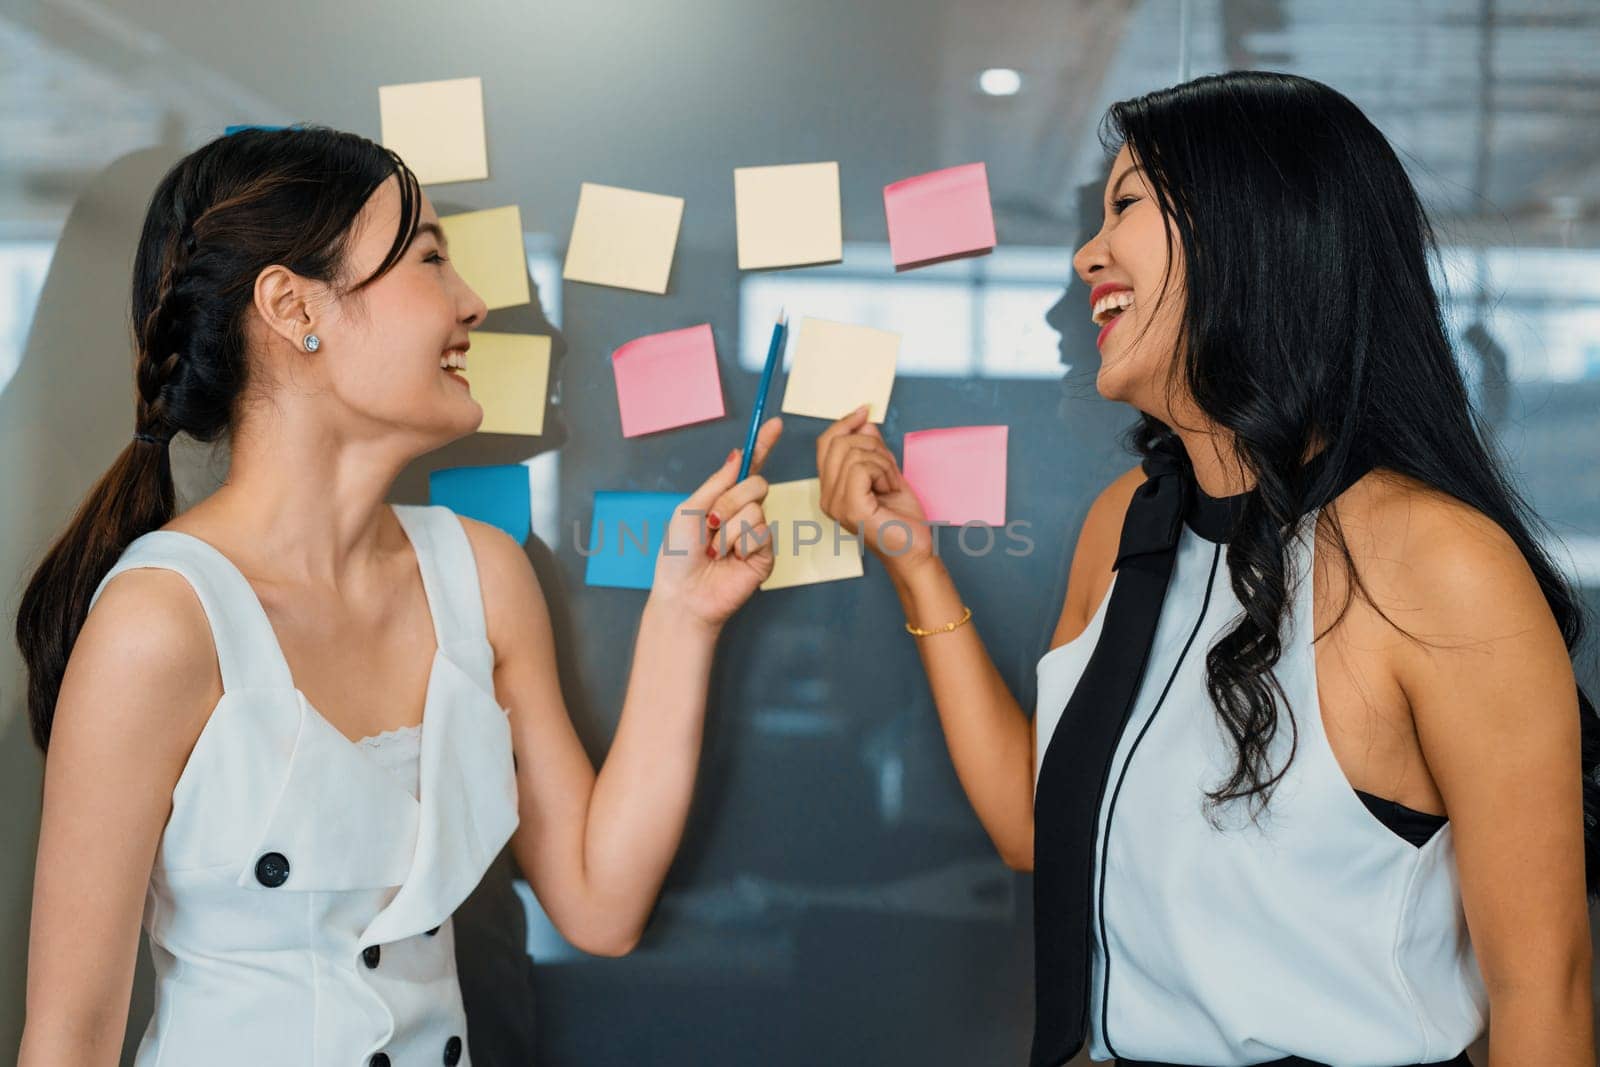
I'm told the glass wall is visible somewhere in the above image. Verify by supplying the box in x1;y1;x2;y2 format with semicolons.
3;1;1596;1063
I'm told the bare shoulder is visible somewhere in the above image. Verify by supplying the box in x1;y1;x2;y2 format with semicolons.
1050;463;1147;647
453;514;552;655
1330;468;1535;600
1324;467;1556;655
52;565;220;774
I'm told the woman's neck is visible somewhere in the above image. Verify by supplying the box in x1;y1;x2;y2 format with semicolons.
1168;423;1328;500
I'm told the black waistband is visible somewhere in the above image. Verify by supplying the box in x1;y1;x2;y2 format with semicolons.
1117;1052;1472;1067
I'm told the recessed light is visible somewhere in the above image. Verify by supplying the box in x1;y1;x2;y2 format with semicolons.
978;68;1023;97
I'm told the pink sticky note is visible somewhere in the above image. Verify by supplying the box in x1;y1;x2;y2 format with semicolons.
883;162;997;271
902;425;1008;526
612;324;726;438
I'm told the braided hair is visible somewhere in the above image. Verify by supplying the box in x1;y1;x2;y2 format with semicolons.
16;125;423;751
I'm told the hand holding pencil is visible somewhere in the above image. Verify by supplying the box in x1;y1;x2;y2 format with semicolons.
652;415;784;629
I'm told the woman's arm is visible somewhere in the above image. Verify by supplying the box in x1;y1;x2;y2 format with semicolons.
1386;490;1594;1066
814;404;1143;871
474;539;712;955
889;463;1144;872
885;554;1038;870
19;569;218;1066
474;420;781;957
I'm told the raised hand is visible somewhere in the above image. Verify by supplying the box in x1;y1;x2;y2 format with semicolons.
650;416;784;630
815;404;933;579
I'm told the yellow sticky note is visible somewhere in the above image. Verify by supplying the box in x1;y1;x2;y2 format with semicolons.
779;317;898;423
759;478;864;591
734;162;843;270
466;332;551;436
562;182;684;294
378;76;488;185
440;206;530;311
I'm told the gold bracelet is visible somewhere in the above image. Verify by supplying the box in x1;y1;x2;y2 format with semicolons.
905;604;972;637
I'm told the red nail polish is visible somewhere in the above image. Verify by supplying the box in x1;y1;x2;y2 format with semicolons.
706;544;717;559
707;513;721;530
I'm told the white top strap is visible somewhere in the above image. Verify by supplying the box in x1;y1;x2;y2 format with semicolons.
393;504;487;646
87;531;296;693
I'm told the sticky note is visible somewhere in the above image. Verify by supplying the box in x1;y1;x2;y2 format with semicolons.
902;425;1008;526
378;76;488;186
562;183;684;294
779;317;898;423
463;332;551;436
429;465;531;544
759;478;864;591
611;324;725;438
585;491;688;589
884;162;997;271
734;162;843;270
439;206;530;310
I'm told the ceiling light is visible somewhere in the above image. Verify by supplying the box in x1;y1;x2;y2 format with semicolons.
977;68;1023;97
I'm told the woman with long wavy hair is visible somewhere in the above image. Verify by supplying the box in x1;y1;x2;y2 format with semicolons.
16;126;782;1065
815;71;1597;1066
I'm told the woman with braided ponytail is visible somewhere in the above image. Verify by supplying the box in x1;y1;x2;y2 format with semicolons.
816;72;1596;1065
16;126;782;1065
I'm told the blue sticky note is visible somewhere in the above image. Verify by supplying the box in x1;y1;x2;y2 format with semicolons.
225;124;290;135
585;491;688;590
428;464;531;544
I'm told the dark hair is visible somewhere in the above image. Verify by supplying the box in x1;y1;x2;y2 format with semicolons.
15;125;423;752
1102;70;1600;893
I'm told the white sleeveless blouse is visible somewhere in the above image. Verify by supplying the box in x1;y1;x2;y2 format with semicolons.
86;503;519;1067
1034;500;1488;1065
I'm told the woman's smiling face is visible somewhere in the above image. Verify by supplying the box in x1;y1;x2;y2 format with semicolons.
1072;144;1188;420
259;175;491;452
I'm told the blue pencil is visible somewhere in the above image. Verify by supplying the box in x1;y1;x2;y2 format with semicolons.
737;308;787;482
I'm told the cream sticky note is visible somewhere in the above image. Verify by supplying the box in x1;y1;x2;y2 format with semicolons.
612;324;725;438
562;182;684;294
465;332;551;436
734;162;843;270
779;317;898;423
884;162;997;270
902;425;1008;526
759;478;864;591
439;206;530;310
378;76;488;185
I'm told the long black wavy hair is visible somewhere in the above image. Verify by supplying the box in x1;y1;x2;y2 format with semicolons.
1102;70;1600;893
16;125;423;753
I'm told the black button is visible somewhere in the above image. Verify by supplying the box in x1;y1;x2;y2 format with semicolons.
254;852;289;888
370;1055;390;1067
425;925;440;936
362;944;381;969
443;1035;462;1065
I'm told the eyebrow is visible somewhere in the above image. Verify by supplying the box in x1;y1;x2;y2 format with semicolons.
413;221;448;250
1109;164;1145;200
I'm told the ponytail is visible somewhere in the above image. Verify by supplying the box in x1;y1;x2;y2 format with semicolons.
14;438;175;750
13;124;423;752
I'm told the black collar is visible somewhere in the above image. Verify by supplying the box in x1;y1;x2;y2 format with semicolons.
1183;442;1368;543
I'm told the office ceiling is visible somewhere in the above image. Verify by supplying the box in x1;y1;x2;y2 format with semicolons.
2;0;1596;245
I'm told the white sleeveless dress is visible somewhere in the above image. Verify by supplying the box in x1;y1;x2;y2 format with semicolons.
85;503;519;1067
1034;497;1488;1065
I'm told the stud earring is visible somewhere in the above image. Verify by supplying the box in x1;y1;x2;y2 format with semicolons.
303;333;321;352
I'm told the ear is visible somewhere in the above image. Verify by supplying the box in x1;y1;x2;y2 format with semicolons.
253;264;317;350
